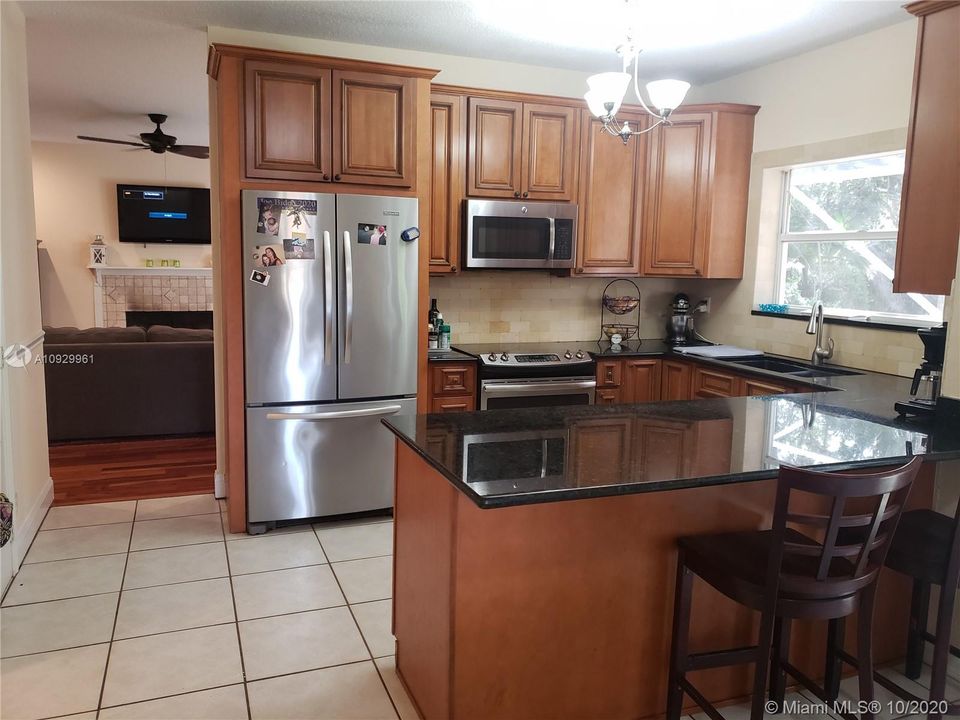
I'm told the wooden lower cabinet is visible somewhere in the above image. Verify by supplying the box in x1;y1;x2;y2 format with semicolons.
691;365;740;399
596;387;622;405
569;417;633;486
428;361;477;413
742;377;794;396
660;360;692;401
623;359;661;403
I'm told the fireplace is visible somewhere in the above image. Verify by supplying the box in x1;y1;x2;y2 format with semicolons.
126;310;214;330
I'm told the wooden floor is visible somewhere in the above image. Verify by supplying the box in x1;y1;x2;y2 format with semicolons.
49;435;216;506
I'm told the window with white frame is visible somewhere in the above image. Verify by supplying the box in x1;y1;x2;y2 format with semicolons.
775;151;944;324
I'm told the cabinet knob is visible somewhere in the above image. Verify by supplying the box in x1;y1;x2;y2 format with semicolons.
522;191;529;198
513;191;520;198
334;174;342;181
450;265;457;272
575;267;584;274
322;173;329;181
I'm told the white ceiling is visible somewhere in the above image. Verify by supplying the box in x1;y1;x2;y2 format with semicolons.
21;0;909;144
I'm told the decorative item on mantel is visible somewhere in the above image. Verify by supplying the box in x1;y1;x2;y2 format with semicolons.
599;278;641;348
89;234;107;266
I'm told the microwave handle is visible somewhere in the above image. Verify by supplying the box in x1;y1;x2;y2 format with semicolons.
547;217;556;263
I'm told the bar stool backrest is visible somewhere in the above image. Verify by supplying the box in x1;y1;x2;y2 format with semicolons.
768;457;924;600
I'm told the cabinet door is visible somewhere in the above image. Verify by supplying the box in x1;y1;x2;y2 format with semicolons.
692;365;739;399
660;360;692;401
520;103;578;200
596;388;622;405
431;363;476;397
569;418;633;487
430;395;475;413
429;93;466;273
245;61;331;181
634;421;689;482
575;111;647;276
623;359;662;403
332;71;415;187
642;112;712;276
742;377;791;396
467;97;523;197
596;360;623;388
893;3;960;295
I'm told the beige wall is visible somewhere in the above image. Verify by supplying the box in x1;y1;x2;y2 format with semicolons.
1;1;53;575
688;20;917;153
32;141;211;328
430;273;695;345
208;26;591;98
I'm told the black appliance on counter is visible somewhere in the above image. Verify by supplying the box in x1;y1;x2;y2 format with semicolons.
665;293;695;345
455;342;596;411
895;324;947;418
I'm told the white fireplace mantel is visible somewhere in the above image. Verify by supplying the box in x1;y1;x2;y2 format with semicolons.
89;265;214;327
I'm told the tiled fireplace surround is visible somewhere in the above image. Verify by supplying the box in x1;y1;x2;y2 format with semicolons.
97;273;214;328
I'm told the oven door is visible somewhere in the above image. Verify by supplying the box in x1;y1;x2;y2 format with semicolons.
462;430;568;492
465;200;576;269
480;377;596;410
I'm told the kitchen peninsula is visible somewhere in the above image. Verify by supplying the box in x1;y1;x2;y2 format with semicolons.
384;364;960;720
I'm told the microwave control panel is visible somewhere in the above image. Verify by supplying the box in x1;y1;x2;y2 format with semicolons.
554;219;574;260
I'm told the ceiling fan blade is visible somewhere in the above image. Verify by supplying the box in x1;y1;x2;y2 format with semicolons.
168;144;210;159
77;135;148;148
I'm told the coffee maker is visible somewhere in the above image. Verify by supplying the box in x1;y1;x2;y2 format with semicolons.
895;324;947;417
665;293;694;345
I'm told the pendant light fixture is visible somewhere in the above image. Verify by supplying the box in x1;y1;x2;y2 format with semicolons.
585;20;690;143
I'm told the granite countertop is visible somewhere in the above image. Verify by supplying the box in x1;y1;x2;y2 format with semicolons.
427;349;476;362
385;344;960;509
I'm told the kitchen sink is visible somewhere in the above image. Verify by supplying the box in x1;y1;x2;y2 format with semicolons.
720;355;862;378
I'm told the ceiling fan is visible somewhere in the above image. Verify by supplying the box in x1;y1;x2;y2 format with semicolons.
77;113;208;159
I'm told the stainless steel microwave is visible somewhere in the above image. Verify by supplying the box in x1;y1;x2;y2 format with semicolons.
464;199;578;270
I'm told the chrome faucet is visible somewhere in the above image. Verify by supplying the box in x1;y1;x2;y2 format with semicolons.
805;301;834;366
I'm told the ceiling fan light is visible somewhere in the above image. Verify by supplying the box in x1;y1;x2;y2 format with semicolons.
645;79;691;113
586;72;630;116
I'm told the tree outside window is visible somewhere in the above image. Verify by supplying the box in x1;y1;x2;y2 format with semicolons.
776;151;944;324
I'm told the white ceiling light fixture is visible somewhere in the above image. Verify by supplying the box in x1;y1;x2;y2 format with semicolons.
585;9;690;143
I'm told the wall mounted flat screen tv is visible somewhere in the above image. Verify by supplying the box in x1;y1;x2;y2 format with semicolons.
117;184;211;244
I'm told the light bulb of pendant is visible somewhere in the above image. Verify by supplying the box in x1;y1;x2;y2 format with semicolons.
586;72;630;117
645;79;691;113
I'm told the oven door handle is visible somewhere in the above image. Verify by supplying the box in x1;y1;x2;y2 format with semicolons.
482;379;596;395
547;217;556;263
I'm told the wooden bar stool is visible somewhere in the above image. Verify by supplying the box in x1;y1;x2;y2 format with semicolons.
666;458;923;720
825;496;960;719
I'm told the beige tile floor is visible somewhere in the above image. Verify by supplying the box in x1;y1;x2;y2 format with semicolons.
2;494;956;720
1;495;411;720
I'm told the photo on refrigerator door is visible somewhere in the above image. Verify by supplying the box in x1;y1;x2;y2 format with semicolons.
255;245;285;267
255;197;318;239
357;223;387;245
282;237;316;260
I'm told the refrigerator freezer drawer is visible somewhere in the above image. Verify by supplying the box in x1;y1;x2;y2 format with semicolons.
245;397;416;526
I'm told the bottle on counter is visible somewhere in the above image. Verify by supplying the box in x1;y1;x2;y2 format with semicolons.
428;298;440;332
428;327;439;350
439;323;451;350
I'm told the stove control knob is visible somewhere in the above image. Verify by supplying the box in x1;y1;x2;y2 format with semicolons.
575;350;585;359
487;353;497;362
564;350;573;359
500;352;509;362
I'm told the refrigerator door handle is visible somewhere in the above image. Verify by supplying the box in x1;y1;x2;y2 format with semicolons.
323;230;334;366
265;404;402;421
343;230;354;364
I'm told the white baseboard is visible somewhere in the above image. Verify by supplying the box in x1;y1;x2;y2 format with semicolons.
12;475;53;568
214;470;226;499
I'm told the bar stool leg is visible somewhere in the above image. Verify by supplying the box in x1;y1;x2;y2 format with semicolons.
906;579;931;680
667;552;694;720
750;605;778;720
825;617;846;702
928;582;957;720
857;586;878;720
769;616;792;709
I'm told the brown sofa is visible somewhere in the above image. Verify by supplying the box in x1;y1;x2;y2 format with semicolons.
43;325;215;442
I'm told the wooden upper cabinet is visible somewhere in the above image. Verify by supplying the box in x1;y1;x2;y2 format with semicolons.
429;93;466;274
660;360;692;401
332;71;415;187
468;97;523;197
521;103;579;200
576;111;647;276
623;359;662;404
894;2;960;295
642;112;712;276
245;61;332;182
642;106;757;279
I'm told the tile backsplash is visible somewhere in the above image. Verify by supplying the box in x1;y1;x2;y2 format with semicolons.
430;272;695;344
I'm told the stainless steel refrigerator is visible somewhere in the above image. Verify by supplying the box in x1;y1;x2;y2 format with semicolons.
241;190;419;533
